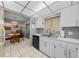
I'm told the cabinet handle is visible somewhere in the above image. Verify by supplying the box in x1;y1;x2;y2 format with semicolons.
54;45;56;48
75;48;78;51
69;50;70;58
64;48;67;57
44;42;47;47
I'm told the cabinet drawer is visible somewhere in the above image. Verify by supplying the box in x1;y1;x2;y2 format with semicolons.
67;43;79;52
69;49;78;58
55;40;67;47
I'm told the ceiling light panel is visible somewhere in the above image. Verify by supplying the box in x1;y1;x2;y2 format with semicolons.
15;1;28;7
45;1;55;6
38;7;51;16
27;1;46;12
0;1;3;7
4;1;23;13
32;14;40;18
22;8;35;16
49;1;71;12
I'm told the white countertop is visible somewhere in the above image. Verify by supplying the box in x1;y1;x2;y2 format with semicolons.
33;34;42;36
57;38;79;45
40;36;79;45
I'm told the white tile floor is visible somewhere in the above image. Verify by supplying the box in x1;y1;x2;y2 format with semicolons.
4;38;48;58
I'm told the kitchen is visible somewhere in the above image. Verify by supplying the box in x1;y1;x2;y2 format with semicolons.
0;1;79;58
31;1;79;58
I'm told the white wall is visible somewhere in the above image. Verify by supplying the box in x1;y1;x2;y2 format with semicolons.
0;6;5;57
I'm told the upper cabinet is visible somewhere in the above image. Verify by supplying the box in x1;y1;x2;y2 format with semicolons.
35;18;45;28
60;4;79;27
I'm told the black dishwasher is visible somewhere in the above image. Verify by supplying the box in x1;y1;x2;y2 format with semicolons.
32;35;39;50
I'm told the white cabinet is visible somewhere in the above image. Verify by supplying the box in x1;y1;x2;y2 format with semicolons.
40;36;79;58
54;45;66;58
69;49;78;58
50;41;54;57
40;39;46;54
40;36;54;57
60;4;79;27
35;18;44;28
67;43;79;58
44;40;51;57
54;40;67;58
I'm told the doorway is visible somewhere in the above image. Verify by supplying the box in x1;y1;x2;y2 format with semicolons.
26;24;30;38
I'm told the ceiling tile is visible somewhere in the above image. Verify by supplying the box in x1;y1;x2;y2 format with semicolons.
49;1;71;12
32;14;40;18
16;1;28;7
0;1;3;7
38;7;51;16
4;10;29;22
4;1;23;13
22;8;35;16
45;1;55;6
27;1;46;12
72;1;79;4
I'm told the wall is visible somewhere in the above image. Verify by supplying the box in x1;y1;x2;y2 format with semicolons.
63;27;79;39
0;7;5;57
0;7;5;45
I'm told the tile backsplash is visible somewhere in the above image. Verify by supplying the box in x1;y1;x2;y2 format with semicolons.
36;28;44;34
63;27;79;39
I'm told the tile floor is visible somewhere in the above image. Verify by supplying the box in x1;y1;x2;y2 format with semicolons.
4;38;48;58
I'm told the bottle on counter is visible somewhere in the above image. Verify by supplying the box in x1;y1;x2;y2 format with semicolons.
60;28;65;38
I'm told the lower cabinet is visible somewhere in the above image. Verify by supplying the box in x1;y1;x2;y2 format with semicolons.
40;37;54;57
69;50;78;58
39;36;79;58
44;41;51;57
40;39;46;54
45;40;54;57
54;45;67;58
67;43;79;58
54;40;67;58
50;42;54;57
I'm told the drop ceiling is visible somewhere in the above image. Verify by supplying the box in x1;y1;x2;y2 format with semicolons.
4;10;30;23
0;1;55;18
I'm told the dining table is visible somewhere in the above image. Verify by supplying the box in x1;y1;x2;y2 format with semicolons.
8;32;21;44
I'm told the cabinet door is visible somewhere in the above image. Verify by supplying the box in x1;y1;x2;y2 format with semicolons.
50;42;55;58
40;39;46;53
67;43;79;58
54;45;67;58
60;4;78;27
35;18;44;28
45;41;51;57
69;49;78;58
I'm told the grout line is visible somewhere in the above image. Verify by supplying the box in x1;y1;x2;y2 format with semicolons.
14;1;41;17
20;1;30;14
31;1;57;17
35;2;79;19
14;1;25;7
42;1;53;13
